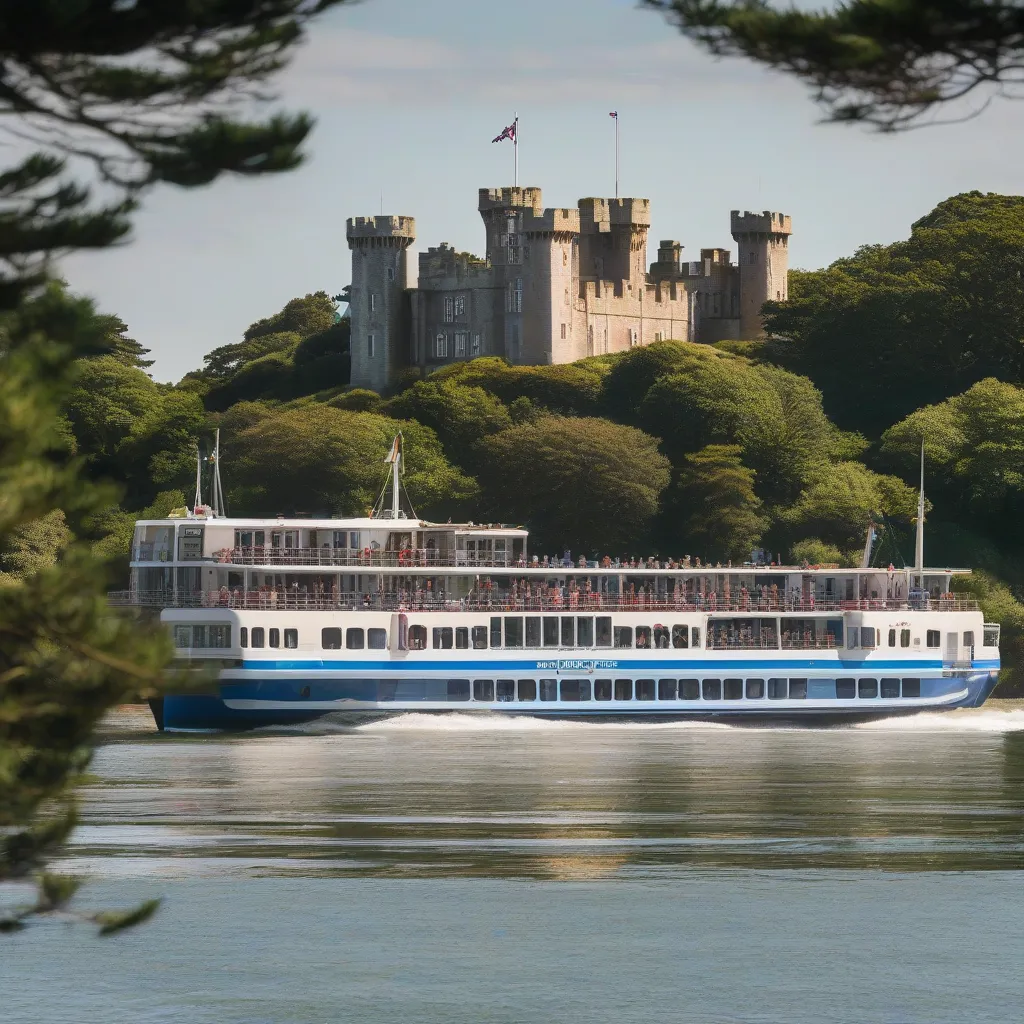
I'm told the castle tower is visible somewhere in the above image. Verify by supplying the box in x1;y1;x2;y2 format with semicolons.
478;188;543;362
578;198;651;287
730;210;792;340
521;207;580;364
346;215;416;393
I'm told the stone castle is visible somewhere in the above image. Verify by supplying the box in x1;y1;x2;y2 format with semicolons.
345;186;792;393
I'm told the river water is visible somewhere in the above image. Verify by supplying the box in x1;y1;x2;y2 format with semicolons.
6;704;1024;1023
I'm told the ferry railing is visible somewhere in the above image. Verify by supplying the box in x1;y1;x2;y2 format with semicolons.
108;591;981;614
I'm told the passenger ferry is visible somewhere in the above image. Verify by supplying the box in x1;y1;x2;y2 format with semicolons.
114;436;1001;730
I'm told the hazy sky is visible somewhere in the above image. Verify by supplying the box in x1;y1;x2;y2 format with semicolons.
60;0;1024;382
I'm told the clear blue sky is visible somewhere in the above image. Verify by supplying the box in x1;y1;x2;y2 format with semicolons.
61;0;1024;382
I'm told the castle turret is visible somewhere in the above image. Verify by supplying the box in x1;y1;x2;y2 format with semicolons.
521;207;580;364
346;215;416;393
578;197;650;288
730;210;792;340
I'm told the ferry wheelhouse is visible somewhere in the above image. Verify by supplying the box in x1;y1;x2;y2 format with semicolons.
114;438;1001;730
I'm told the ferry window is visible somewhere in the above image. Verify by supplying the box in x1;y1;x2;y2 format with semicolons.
192;625;205;648
596;617;612;647
540;679;558;701
322;627;341;649
691;627;701;648
836;678;855;699
636;679;655;701
269;628;280;649
636;626;652;649
672;625;689;649
346;628;364;649
490;617;502;648
963;630;974;649
789;678;808;699
409;625;427;650
614;626;633;648
702;679;722;700
455;627;469;650
888;628;897;648
614;679;632;701
284;629;298;649
723;678;743;700
658;679;677;700
984;625;999;647
561;680;591;701
881;678;900;698
926;629;940;648
496;679;515;702
860;627;876;648
472;625;488;649
901;629;911;648
240;627;248;649
525;617;541;648
433;626;453;650
680;679;700;700
251;627;265;649
746;678;765;699
209;625;231;648
543;617;559;647
847;627;859;649
518;680;537;702
902;678;921;698
447;679;470;701
595;679;612;701
504;617;524;648
577;617;594;648
767;678;786;699
560;616;575;647
473;679;495;702
650;626;667;649
368;628;387;650
858;679;878;699
173;625;190;648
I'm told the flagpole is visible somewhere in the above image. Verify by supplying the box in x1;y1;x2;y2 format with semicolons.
615;113;619;199
514;112;518;187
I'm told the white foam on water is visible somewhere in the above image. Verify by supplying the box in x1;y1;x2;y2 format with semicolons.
856;709;1024;733
355;713;734;733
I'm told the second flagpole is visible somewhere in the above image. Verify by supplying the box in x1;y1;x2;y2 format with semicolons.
514;112;518;187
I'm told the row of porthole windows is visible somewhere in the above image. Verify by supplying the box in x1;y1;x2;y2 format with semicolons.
239;627;298;650
851;627;974;650
449;676;924;702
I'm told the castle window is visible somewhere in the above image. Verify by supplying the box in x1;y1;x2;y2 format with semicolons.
454;295;465;318
564;287;569;304
472;334;481;355
443;296;454;322
370;293;376;312
367;334;375;358
560;323;566;340
387;267;395;281
563;250;568;267
435;333;448;358
654;331;663;343
629;328;638;347
507;279;522;313
454;332;468;357
748;252;757;265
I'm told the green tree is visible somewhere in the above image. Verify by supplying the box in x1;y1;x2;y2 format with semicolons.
0;0;351;930
383;380;512;467
476;416;670;552
0;511;73;585
643;0;1024;130
760;193;1024;433
790;537;848;568
600;339;696;423
671;444;766;561
226;405;477;519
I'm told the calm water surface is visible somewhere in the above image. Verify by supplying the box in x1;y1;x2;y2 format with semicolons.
7;704;1024;1023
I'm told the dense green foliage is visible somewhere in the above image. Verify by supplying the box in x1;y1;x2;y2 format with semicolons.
643;0;1024;130
0;0;348;931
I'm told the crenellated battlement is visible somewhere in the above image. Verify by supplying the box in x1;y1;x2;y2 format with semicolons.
579;197;651;232
730;210;792;237
478;187;543;213
521;207;580;236
346;215;416;246
419;243;491;281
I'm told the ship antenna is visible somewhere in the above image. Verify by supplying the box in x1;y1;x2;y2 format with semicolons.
193;444;203;514
211;428;227;517
914;439;925;585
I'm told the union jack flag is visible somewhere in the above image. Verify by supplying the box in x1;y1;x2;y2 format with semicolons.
492;121;517;143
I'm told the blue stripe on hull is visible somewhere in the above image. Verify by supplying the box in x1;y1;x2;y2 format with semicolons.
155;671;1000;731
